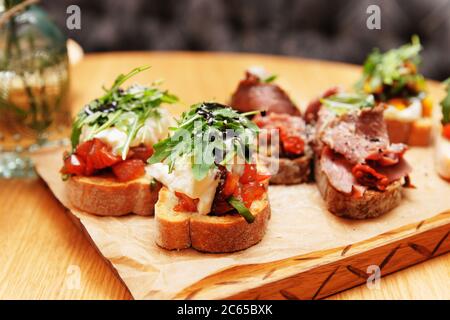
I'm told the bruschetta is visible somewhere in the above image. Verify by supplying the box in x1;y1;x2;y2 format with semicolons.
356;36;433;146
313;92;412;219
435;78;450;180
230;68;312;184
61;66;178;216
253;112;313;184
230;67;301;116
147;102;271;253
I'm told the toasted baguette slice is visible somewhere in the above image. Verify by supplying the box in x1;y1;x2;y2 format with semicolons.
435;134;450;180
155;187;270;253
314;157;402;219
385;118;432;146
67;174;160;216
259;153;312;184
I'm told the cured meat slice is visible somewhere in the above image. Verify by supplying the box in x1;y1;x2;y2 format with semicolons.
231;72;300;116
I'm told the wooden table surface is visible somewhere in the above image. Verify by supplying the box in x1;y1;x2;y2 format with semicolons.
1;52;449;300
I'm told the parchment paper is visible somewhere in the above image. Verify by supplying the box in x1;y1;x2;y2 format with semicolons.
33;147;450;299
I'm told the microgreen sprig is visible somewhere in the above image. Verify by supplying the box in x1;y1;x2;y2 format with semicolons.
70;66;178;158
148;102;259;180
441;78;450;125
356;35;425;100
321;93;375;116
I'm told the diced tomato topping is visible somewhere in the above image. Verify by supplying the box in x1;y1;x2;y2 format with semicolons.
75;139;94;159
239;163;270;184
174;192;199;212
281;135;305;155
128;145;154;162
241;182;266;208
87;139;121;170
62;138;150;181
175;163;269;214
61;154;86;176
352;163;389;191
443;124;450;140
278;127;304;155
112;159;146;182
222;171;240;198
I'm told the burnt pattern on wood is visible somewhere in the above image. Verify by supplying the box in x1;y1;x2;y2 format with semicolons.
432;231;449;255
277;228;450;300
346;265;369;280
341;244;352;256
379;244;401;270
279;289;301;300
179;215;449;300
312;266;340;300
408;242;432;258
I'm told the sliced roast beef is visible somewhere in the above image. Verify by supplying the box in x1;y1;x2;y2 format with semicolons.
366;143;408;166
254;112;310;157
231;72;300;116
317;102;411;195
320;146;363;195
321;106;402;165
305;87;339;124
372;157;412;182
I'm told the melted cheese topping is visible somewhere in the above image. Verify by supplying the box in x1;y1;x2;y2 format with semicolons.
384;98;422;122
80;108;174;156
146;159;220;215
436;135;450;179
134;108;175;146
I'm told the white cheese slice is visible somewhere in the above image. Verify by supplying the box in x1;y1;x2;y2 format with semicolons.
134;108;175;146
82;127;128;155
79;108;175;156
146;159;220;215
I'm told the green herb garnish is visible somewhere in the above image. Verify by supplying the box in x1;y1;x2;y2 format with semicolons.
441;78;450;125
321;93;375;116
356;35;425;100
148;102;259;180
71;66;178;159
228;196;255;223
262;74;278;83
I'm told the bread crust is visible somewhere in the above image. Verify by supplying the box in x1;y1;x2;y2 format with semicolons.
259;153;312;185
67;174;160;216
314;157;403;219
385;118;432;146
155;187;270;253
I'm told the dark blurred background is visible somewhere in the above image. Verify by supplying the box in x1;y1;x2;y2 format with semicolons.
42;0;450;80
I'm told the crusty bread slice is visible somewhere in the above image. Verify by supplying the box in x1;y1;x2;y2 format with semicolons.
155;187;271;253
259;153;312;185
385;118;432;146
67;174;160;216
314;157;403;219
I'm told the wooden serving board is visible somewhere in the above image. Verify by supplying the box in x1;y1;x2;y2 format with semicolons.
177;211;450;300
33;52;450;300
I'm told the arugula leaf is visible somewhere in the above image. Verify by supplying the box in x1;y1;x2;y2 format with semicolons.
228;196;255;223
321;93;375;115
356;35;424;100
70;66;178;153
148;102;259;179
441;78;450;125
263;74;278;83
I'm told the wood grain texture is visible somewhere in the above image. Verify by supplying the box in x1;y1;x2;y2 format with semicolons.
0;51;449;299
